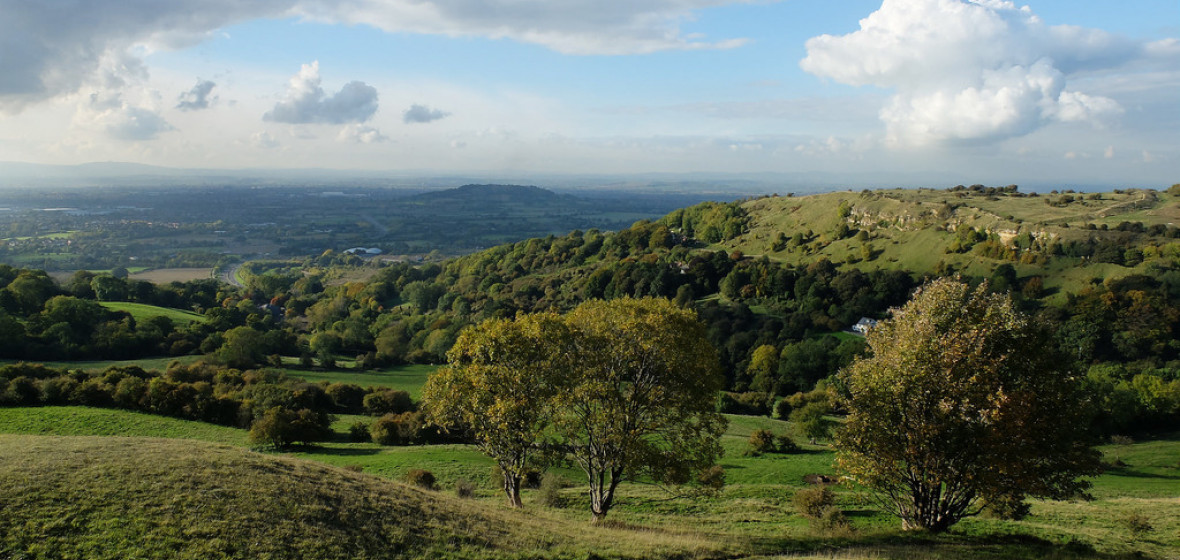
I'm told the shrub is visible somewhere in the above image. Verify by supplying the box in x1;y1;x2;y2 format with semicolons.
716;391;773;415
369;411;423;445
813;505;852;536
347;421;371;442
1126;512;1153;538
536;472;567;507
697;465;726;491
363;389;414;415
405;469;436;490
455;478;475;499
793;486;834;519
747;429;801;455
748;429;777;455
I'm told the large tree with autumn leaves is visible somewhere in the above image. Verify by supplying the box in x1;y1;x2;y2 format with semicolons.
836;278;1101;532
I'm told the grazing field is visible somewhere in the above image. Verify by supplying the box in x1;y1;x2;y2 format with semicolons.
129;267;214;283
2;406;1176;559
0;407;248;445
283;363;439;398
0;355;203;372
99;301;206;324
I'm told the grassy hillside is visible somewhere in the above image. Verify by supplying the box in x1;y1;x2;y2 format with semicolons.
99;301;206;324
1;434;709;560
2;407;1177;559
726;187;1180;298
0;406;248;445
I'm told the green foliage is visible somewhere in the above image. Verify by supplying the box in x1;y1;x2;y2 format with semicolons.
249;406;333;449
404;468;437;490
558;297;729;521
422;311;568;507
838;278;1102;532
536;472;568;508
793;486;835;519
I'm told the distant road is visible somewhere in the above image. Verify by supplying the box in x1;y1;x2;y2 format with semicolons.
220;264;245;288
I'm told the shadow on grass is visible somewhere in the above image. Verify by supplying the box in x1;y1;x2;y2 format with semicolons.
297;446;382;457
750;529;1139;560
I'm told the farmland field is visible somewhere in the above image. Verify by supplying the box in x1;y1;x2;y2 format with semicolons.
129;267;214;283
99;301;206;324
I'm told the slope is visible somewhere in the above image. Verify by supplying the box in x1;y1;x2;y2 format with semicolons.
0;434;723;560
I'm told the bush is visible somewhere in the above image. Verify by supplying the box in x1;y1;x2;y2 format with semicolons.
716;391;773;415
813;505;852;535
747;429;801;456
369;411;423;446
455;478;475;499
748;429;777;455
405;469;436;490
249;406;333;449
697;465;726;491
363;389;414;415
793;486;834;519
347;421;371;442
1125;512;1153;538
536;472;567;507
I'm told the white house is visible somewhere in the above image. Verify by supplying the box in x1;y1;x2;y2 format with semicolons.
851;317;878;334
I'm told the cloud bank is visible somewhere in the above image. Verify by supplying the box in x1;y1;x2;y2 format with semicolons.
264;62;379;124
800;0;1138;145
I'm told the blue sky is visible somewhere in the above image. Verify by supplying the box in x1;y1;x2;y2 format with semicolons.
0;0;1176;188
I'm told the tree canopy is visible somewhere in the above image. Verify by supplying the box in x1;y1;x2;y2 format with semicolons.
422;297;727;521
836;278;1101;532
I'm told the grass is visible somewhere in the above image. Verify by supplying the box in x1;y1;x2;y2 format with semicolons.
1;434;712;560
129;267;214;284
283;363;439;398
732;189;1177;297
0;354;203;372
0;406;248;445
0;406;1177;559
99;301;206;325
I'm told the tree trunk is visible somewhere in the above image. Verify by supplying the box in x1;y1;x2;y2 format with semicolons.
503;472;522;508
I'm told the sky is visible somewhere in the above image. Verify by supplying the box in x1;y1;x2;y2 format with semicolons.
0;0;1177;188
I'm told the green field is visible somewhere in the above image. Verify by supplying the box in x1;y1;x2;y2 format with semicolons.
1;406;1176;559
283;363;439;398
99;301;206;325
0;355;203;372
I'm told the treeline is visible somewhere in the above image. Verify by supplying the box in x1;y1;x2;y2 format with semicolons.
0;265;260;360
0;360;450;447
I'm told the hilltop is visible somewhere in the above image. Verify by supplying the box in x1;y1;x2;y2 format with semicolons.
408;183;570;205
717;186;1180;298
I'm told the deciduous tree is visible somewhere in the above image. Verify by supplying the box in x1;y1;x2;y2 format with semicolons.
559;297;727;522
837;278;1100;532
422;312;567;507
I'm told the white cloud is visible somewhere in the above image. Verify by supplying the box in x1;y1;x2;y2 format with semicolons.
264;61;379;124
0;0;757;112
0;0;296;112
337;124;389;143
177;80;217;111
800;0;1144;146
295;0;753;55
402;104;450;124
74;92;174;141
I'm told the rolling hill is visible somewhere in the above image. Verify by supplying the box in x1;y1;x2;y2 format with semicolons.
0;434;713;560
718;186;1180;298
